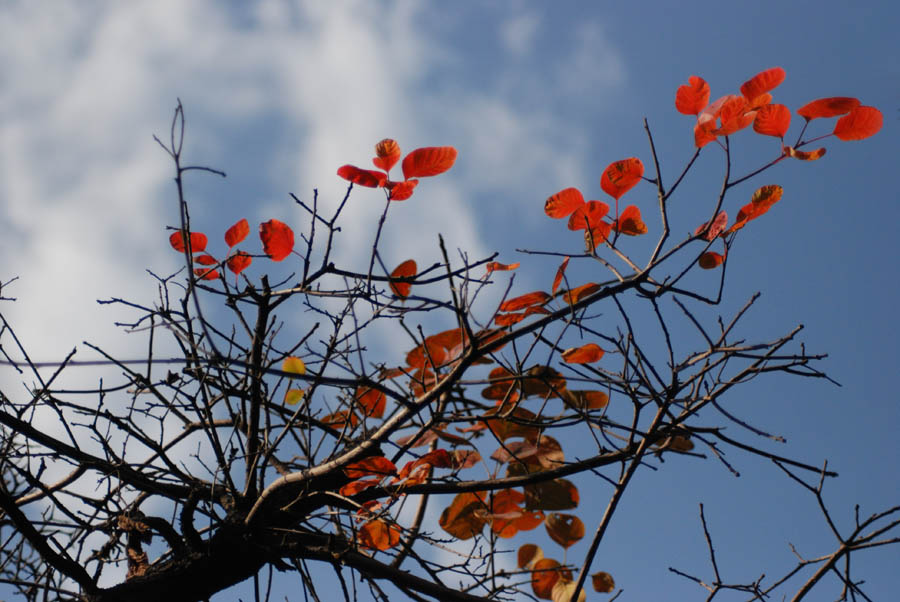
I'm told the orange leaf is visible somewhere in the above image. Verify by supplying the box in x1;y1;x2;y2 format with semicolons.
797;97;860;121
401;146;457;179
694;211;728;241
740;67;785;101
259;219;294;261
169;231;208;253
355;387;386;419
612;205;647;235
561;389;609;410
343;456;398;480
567;200;610;231
545;513;585;549
389;259;417;298
224;218;249;247
748;92;773;110
322;410;358;431
499;291;551;312
405;339;447;370
698;251;725;269
358;519;402;551
194;254;218;266
485;261;520;274
372;138;401;172
592;571;616;593
675;75;710;115
561;343;604;364
531;557;567;599
551;257;569;295
833;106;883;141
753;103;791;138
712;96;753;136
226;251;252;275
783;146;826;161
386;179;418;201
584;222;613;249
439;492;488;540
563;282;601;305
483;406;543;441
726;184;782;234
337;165;387;187
193;267;219;280
518;543;544;569
600;158;644;201
544;187;585;219
495;312;526;327
339;478;381;497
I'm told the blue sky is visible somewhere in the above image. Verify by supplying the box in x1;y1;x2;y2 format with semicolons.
1;1;897;600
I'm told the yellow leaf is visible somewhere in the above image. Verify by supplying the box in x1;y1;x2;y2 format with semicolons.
282;356;306;376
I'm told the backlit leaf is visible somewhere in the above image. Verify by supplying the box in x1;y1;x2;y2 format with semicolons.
389;259;417;298
833;106;883;141
563;282;601;305
373;138;401;172
797;97;860;121
386;179;418;201
561;343;604;364
358;519;402;551
225;218;249;247
545;513;585;549
711;96;754;136
343;456;398;480
567;201;610;231
613;205;647;235
495;312;526;327
284;389;305;405
727;184;783;234
339;478;381;497
753;103;791;138
355;387;386;419
551;257;569;295
592;571;616;593
282;356;306;375
676;75;710;115
194;254;218;266
499;291;551;312
584;222;613;249
259;219;294;261
694;211;728;241
322;410;358;431
561;389;609;410
337;165;387;187
544;187;585;219
531;558;568;599
226;251;252;275
170;231;208;253
740;67;785;101
600;158;644;201
699;251;725;269
783;145;826;161
518;543;544;569
483;406;543;441
401;146;458;179
193;267;218;280
439;491;488;540
485;261;520;274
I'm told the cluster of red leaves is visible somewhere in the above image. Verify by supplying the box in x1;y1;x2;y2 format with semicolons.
337;138;457;201
168;218;295;281
676;67;882;152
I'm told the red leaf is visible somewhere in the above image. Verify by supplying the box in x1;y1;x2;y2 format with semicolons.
372;138;401;172
193;254;217;266
740;67;785;101
193;267;219;280
567;201;610;231
259;219;294;261
797;97;860;121
675;75;710;115
499;291;551;312
343;456;398;479
495;312;526;327
612;205;647;236
699;251;725;269
544;187;584;219
337;165;387;187
485;261;520;274
694;211;728;241
357;519;402;551
600;158;644;201
225;218;249;247
226;251;252;275
169;231;208;253
355;387;386;419
401;146;457;179
552;257;569;295
389;259;417;298
753;104;791;138
563;282;601;304
561;343;604;364
386;179;418;201
726;185;783;234
833;106;883;141
584;222;612;249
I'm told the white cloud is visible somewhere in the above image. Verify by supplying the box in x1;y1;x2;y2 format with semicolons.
500;12;541;56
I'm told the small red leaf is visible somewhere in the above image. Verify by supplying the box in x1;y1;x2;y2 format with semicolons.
389;259;417;298
499;291;551;312
343;456;398;480
694;211;728;241
783;146;826;161
797;97;860;121
740;67;785;101
259;219;294;261
193;267;219;280
401;146;457;179
226;251;252;275
833;106;883;141
612;205;647;235
675;75;710;115
386;179;418;201
551;257;569;295
193;254;218;266
699;251;725;269
337;165;387;187
495;312;527;327
753;104;791;138
584;222;612;249
600;158;644;201
225;218;250;247
567;201;610;231
544;187;584;219
561;343;604;364
372;138;402;172
169;231;208;253
485;261;520;274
